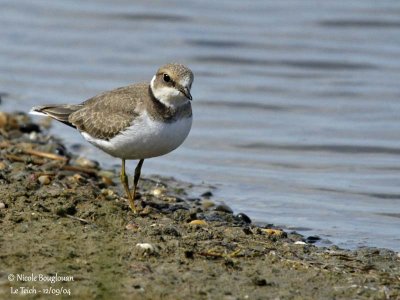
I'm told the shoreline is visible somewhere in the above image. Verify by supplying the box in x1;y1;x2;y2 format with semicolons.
0;111;399;299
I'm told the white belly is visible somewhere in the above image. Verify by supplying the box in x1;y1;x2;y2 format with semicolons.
81;113;192;160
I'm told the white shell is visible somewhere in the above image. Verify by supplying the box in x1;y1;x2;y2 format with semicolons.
136;243;156;252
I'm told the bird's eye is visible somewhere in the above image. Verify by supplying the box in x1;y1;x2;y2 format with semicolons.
163;74;170;82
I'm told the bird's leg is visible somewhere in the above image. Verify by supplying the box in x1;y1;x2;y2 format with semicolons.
120;158;136;212
132;159;144;205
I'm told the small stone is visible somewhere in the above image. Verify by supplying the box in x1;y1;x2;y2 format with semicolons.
236;213;251;224
0;202;6;209
242;227;252;235
152;187;167;197
136;243;157;255
38;175;51;185
98;170;115;178
163;196;178;203
19;123;40;133
202;200;215;210
139;206;155;216
55;205;77;216
201;191;213;198
0;112;10;128
172;209;192;222
2;113;19;130
252;278;270;287
262;228;287;238
101;176;114;186
189;219;208;226
306;235;321;244
184;250;194;259
126;223;139;231
72;173;86;183
0;161;7;170
55;144;67;157
294;241;307;245
75;157;99;168
101;189;115;200
214;203;233;214
29;131;39;141
162;226;181;237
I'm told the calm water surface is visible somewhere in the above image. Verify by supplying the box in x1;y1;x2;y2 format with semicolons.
1;0;399;250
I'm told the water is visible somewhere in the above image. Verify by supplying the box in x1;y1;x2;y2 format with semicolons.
1;0;399;250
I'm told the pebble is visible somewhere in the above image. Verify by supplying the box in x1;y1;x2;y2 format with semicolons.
202;200;215;210
38;175;51;185
0;202;6;209
152;187;167;197
189;219;208;226
0;112;9;128
306;235;321;244
262;228;287;238
252;278;269;286
201;191;213;198
98;170;115;178
125;223;139;231
162;226;181;237
0;161;7;170
19;123;40;133
101;176;113;186
236;213;251;224
294;241;307;245
72;174;86;183
101;189;115;200
0;112;19;130
55;144;67;156
136;243;156;253
163;196;178;203
75;157;99;168
139;206;155;216
172;209;192;222
214;203;233;214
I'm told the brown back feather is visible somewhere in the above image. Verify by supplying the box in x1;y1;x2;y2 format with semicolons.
31;104;83;128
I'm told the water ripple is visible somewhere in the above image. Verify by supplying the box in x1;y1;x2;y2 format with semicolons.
111;13;190;22
198;100;308;112
320;19;400;28
194;55;376;70
239;143;400;155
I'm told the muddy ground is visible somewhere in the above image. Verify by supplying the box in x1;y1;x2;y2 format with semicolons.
0;111;399;300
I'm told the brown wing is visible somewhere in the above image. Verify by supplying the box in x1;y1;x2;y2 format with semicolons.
69;109;136;140
31;104;83;128
69;85;144;140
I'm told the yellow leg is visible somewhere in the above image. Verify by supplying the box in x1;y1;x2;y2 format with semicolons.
120;158;136;212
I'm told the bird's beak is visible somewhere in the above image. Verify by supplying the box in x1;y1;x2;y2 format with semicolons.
180;87;192;100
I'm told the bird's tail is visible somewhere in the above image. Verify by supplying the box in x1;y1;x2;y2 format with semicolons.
30;104;83;128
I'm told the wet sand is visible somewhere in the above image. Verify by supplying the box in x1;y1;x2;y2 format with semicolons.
0;111;399;299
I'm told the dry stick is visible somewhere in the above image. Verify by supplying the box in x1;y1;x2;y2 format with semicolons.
9;147;98;176
7;153;98;176
65;214;91;224
197;252;224;258
21;148;68;161
21;149;98;176
62;165;98;176
5;153;44;165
